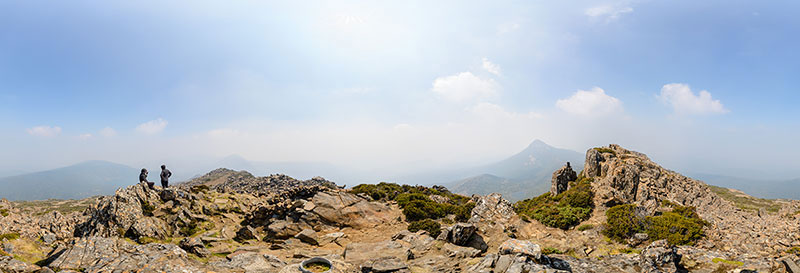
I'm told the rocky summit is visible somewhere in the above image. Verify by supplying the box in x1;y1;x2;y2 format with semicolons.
1;147;800;273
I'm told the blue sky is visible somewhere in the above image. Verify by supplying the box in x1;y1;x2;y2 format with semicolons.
1;0;798;179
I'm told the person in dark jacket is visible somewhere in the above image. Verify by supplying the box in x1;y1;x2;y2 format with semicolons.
139;168;154;190
160;165;172;188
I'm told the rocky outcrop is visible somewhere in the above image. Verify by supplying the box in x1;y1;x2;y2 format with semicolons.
179;236;210;257
469;193;515;224
584;144;800;257
45;237;205;272
74;184;167;238
550;162;577;196
0;256;43;273
310;191;395;228
498;239;542;261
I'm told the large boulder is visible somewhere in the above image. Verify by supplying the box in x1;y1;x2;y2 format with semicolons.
343;241;413;266
311;191;394;228
550;162;577;196
498;239;542;261
44;237;205;272
639;240;680;273
0;256;42;273
179;237;210;258
210;253;286;273
443;223;477;246
469;193;515;224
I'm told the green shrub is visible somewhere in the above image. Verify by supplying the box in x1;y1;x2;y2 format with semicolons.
542;247;563;255
441;218;454;225
594;147;616;156
603;203;707;246
408;219;442;237
0;209;8;217
141;201;155;217
645;206;707;246
353;183;475;223
514;177;594;229
190;185;210;194
180;220;201;237
787;246;800;255
711;258;744;267
603;204;642;243
0;233;20;241
577;224;594;231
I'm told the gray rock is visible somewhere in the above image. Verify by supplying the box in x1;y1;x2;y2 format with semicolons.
0;256;41;273
470;193;515;223
444;223;477;246
179;236;210;257
294;228;319;245
267;220;304;239
639;240;679;273
498;239;541;261
318;232;346;246
41;233;56;244
211;253;287;273
550;162;578;196
310;191;394;228
443;243;481;259
235;225;258;241
44;237;204;272
344;241;413;265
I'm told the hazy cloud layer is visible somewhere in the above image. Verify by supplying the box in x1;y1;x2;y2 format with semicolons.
136;118;168;135
26;126;62;137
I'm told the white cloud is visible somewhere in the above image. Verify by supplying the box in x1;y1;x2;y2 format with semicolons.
658;83;728;115
556;87;623;117
78;134;93;140
26;126;62;137
431;72;499;102
136;118;168;135
482;57;502;76
585;5;633;22
99;127;117;137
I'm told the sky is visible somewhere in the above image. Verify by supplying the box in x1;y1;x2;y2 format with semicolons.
1;0;798;180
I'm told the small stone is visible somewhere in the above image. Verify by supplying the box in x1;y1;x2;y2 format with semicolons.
294;229;318;245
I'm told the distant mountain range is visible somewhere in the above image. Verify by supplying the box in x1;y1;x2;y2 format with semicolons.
0;160;138;201
691;173;800;200
1;140;797;201
442;140;585;201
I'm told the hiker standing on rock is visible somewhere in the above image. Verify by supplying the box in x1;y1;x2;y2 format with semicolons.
140;168;155;190
160;165;172;188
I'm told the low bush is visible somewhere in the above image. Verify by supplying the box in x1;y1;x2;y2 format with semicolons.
408;219;442;237
603;203;707;246
602;204;642;243
577;224;594;231
542;247;563;255
646;206;707;246
514;177;594;230
0;209;8;217
0;233;20;241
141;201;155;217
351;183;474;223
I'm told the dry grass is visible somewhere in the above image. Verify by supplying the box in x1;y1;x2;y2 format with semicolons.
709;186;781;213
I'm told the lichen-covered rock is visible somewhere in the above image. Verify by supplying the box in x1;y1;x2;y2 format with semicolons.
74;184;162;237
294;228;318;245
311;191;394;228
498;239;541;261
443;223;477;246
179;236;209;257
211;252;286;273
469;193;514;224
343;240;413;266
0;256;42;273
639;240;680;273
45;237;205;272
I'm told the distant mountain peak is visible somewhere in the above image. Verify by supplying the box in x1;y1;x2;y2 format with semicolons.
525;139;554;151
